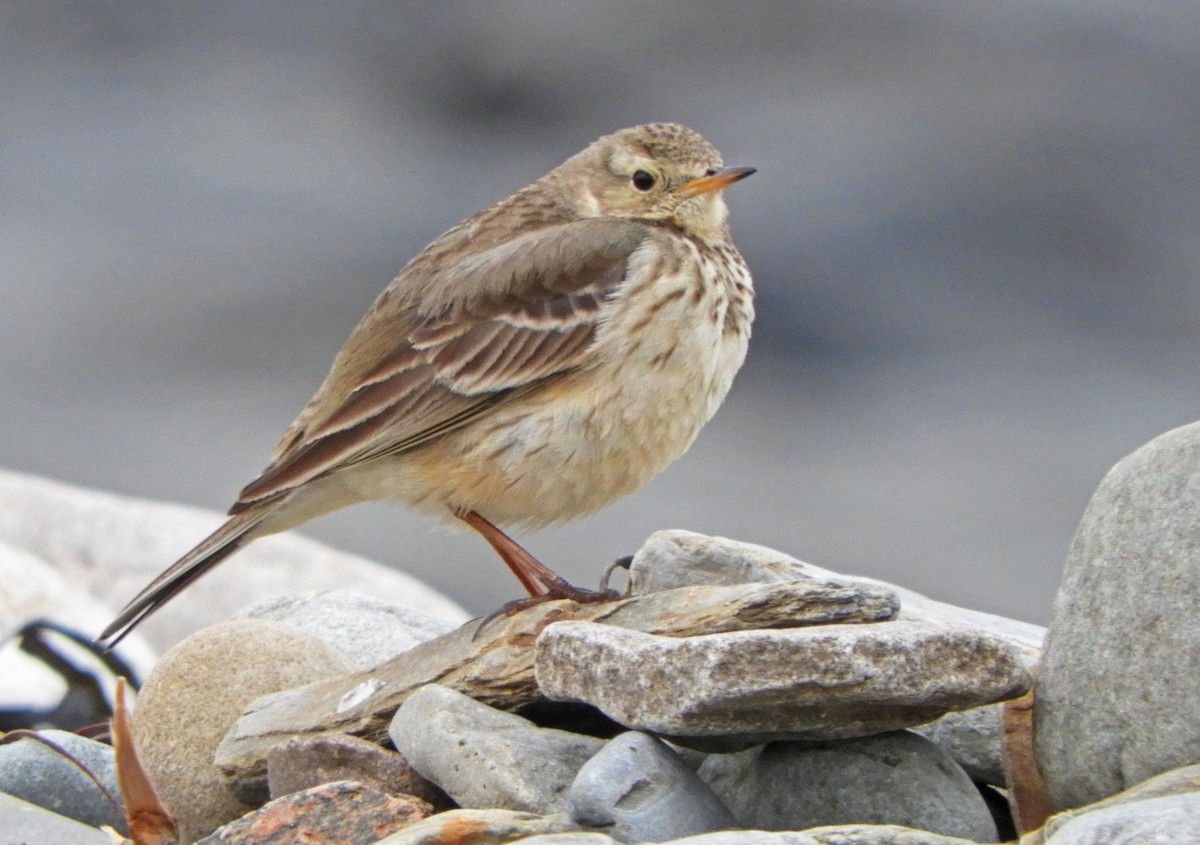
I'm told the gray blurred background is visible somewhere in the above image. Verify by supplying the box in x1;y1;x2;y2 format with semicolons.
3;2;1198;625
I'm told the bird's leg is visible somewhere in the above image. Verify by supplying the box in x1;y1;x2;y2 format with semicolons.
456;509;617;604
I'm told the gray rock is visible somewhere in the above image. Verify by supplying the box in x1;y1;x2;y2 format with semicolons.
1035;421;1200;810
500;835;620;845
266;733;442;805
1035;763;1200;837
536;619;1032;747
669;834;821;845
0;469;470;652
389;683;603;813
1043;793;1200;843
630;530;1044;659
567;731;735;842
912;704;1006;786
240;590;458;669
0;792;111;845
803;825;980;844
0;729;124;831
698;732;997;842
133;618;353;842
372;809;578;845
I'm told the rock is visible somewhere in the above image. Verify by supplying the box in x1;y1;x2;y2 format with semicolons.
389;684;604;813
0;792;111;845
0;728;124;831
650;834;821;845
133;619;353;842
567;731;735;842
698;731;997;841
195;780;431;844
536;619;1033;747
1041;793;1200;843
802;825;981;844
240;590;458;669
630;530;1044;658
1035;421;1200;810
0;469;470;651
371;808;578;845
1035;763;1200;838
513;835;623;845
266;733;442;806
912;704;1006;786
217;579;891;789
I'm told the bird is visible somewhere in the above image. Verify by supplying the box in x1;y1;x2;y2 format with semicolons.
97;122;756;648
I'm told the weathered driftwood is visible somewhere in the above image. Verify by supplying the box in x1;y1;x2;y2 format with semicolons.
216;578;897;791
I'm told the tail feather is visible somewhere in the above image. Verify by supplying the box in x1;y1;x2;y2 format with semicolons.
96;510;267;650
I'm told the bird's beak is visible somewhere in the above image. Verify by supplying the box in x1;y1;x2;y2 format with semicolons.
674;166;757;198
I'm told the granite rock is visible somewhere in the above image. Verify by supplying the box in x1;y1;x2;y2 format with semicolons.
1035;421;1200;810
630;530;1044;659
698;731;997;841
536;618;1032;747
389;684;603;813
133;619;353;842
567;731;735;842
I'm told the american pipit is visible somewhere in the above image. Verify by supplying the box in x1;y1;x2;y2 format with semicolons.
98;123;755;647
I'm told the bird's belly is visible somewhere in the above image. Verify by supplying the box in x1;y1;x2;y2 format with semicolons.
354;317;746;528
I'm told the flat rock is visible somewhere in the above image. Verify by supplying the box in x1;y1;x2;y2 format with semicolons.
1042;792;1200;843
389;683;602;813
630;530;1044;658
133;619;353;843
217;578;895;788
371;808;578;845
195;780;431;844
699;732;997;841
536;618;1033;747
240;590;458;669
0;728;124;831
1035;421;1200;810
568;731;735;842
0;792;111;845
266;733;442;805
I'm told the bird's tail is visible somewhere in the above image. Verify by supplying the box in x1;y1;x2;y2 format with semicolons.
95;509;269;650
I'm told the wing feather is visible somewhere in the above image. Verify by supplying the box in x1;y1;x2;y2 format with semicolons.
232;218;652;512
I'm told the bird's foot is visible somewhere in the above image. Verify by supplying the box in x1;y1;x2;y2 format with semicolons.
471;580;622;640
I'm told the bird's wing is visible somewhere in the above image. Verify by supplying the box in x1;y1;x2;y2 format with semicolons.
231;218;651;511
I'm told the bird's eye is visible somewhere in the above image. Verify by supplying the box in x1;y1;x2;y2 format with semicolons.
631;170;656;191
704;167;719;177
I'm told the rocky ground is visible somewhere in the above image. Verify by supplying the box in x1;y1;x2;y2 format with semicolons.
4;420;1200;843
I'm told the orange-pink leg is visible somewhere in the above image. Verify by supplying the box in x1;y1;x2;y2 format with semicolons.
457;509;617;605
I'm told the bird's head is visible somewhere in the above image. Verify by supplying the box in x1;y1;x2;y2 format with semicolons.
556;123;755;244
